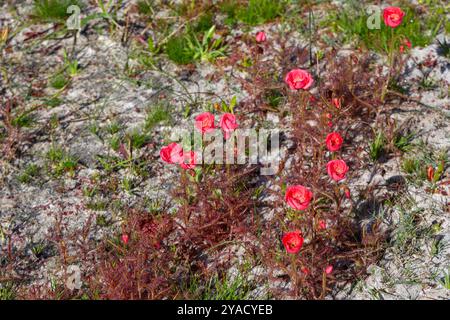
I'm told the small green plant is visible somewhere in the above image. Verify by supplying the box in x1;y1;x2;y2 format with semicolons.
44;97;63;108
83;185;98;198
185;26;227;63
264;89;284;109
219;1;240;26
393;207;422;252
18;164;40;184
109;135;121;151
437;269;450;290
430;237;443;257
96;0;121;29
220;96;237;114
145;104;171;130
31;242;46;257
106;121;123;135
186;272;252;300
437;38;450;58
63;50;79;77
165;23;227;65
137;0;154;15
369;131;386;161
121;177;135;194
194;12;214;33
401;145;448;184
11;113;35;128
55;156;78;176
220;0;286;26
87;199;109;211
419;77;437;90
401;157;422;175
165;35;195;65
0;282;16;300
46;146;78;177
393;132;414;153
145;198;162;214
96;214;110;227
33;0;82;23
127;130;150;150
238;0;285;25
50;73;69;90
47;146;64;162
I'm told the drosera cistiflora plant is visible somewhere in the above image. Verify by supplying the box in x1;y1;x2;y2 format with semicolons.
1;0;450;301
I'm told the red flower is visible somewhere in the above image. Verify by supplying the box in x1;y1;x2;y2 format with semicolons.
220;113;238;139
180;151;197;170
325;132;343;152
318;220;326;230
383;7;405;28
427;166;434;182
327;159;349;181
255;31;266;43
284;69;314;90
160;143;183;164
332;98;341;109
121;234;129;245
285;185;313;210
282;230;304;254
404;38;412;48
325;265;333;274
301;267;310;275
400;39;412;53
195;112;215;133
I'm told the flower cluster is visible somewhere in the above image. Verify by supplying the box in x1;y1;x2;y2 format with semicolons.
280;69;352;277
160;112;239;170
195;111;238;139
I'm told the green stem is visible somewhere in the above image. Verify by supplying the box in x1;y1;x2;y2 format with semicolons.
381;28;395;102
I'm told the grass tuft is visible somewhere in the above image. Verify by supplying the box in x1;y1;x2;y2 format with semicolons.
369;131;386;161
33;0;83;23
145;104;171;130
220;0;286;26
0;282;16;300
165;35;196;65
